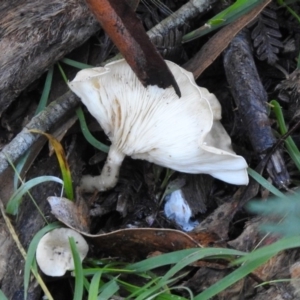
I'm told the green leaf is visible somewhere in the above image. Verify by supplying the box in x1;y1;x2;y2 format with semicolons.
6;176;63;215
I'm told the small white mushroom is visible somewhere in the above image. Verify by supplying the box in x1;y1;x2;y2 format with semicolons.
36;228;88;277
69;59;248;192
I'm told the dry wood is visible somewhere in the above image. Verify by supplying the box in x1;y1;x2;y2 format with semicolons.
147;0;218;40
85;0;181;96
223;30;290;187
0;0;99;116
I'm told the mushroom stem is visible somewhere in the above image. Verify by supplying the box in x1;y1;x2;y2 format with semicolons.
80;146;125;192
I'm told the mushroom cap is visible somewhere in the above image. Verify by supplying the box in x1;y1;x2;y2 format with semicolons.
69;59;248;185
36;228;88;277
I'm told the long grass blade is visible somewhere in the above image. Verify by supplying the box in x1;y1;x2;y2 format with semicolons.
88;271;102;300
128;248;244;273
97;279;119;300
61;58;94;69
35;66;54;114
69;237;84;300
247;168;287;199
271;100;300;171
76;107;110;153
194;255;272;299
183;0;264;42
6;175;63;215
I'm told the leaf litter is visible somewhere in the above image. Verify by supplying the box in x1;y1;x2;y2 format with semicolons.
1;0;300;299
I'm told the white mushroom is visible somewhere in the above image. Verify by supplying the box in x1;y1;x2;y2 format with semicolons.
69;59;248;192
36;228;88;277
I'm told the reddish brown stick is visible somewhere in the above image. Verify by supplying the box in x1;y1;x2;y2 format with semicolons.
85;0;181;96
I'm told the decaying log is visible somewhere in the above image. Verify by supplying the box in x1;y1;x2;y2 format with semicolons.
0;0;99;116
223;30;290;187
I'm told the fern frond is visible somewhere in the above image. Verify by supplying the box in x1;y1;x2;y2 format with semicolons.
249;4;283;65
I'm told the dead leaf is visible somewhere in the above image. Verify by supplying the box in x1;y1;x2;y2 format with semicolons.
48;195;222;258
48;192;90;233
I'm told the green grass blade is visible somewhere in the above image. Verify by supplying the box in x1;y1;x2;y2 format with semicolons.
183;0;263;42
194;255;272;300
97;279;119;300
69;237;84;300
196;236;300;299
126;248;217;272
13;67;54;191
24;222;61;300
61;58;94;69
247;168;287;199
35;66;54;114
248;193;300;236
131;248;245;300
127;248;245;277
135;278;178;300
6;176;63;215
271;100;300;171
82;268;134;276
0;289;8;300
233;235;300;265
76;107;110;153
57;62;110;154
13;152;30;191
125;277;161;299
277;0;300;23
159;248;245;284
88;271;102;300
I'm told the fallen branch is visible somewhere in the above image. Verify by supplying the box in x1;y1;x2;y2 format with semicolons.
0;92;79;175
223;30;290;187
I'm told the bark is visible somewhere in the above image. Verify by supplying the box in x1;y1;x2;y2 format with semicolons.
223;30;290;187
0;0;99;116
